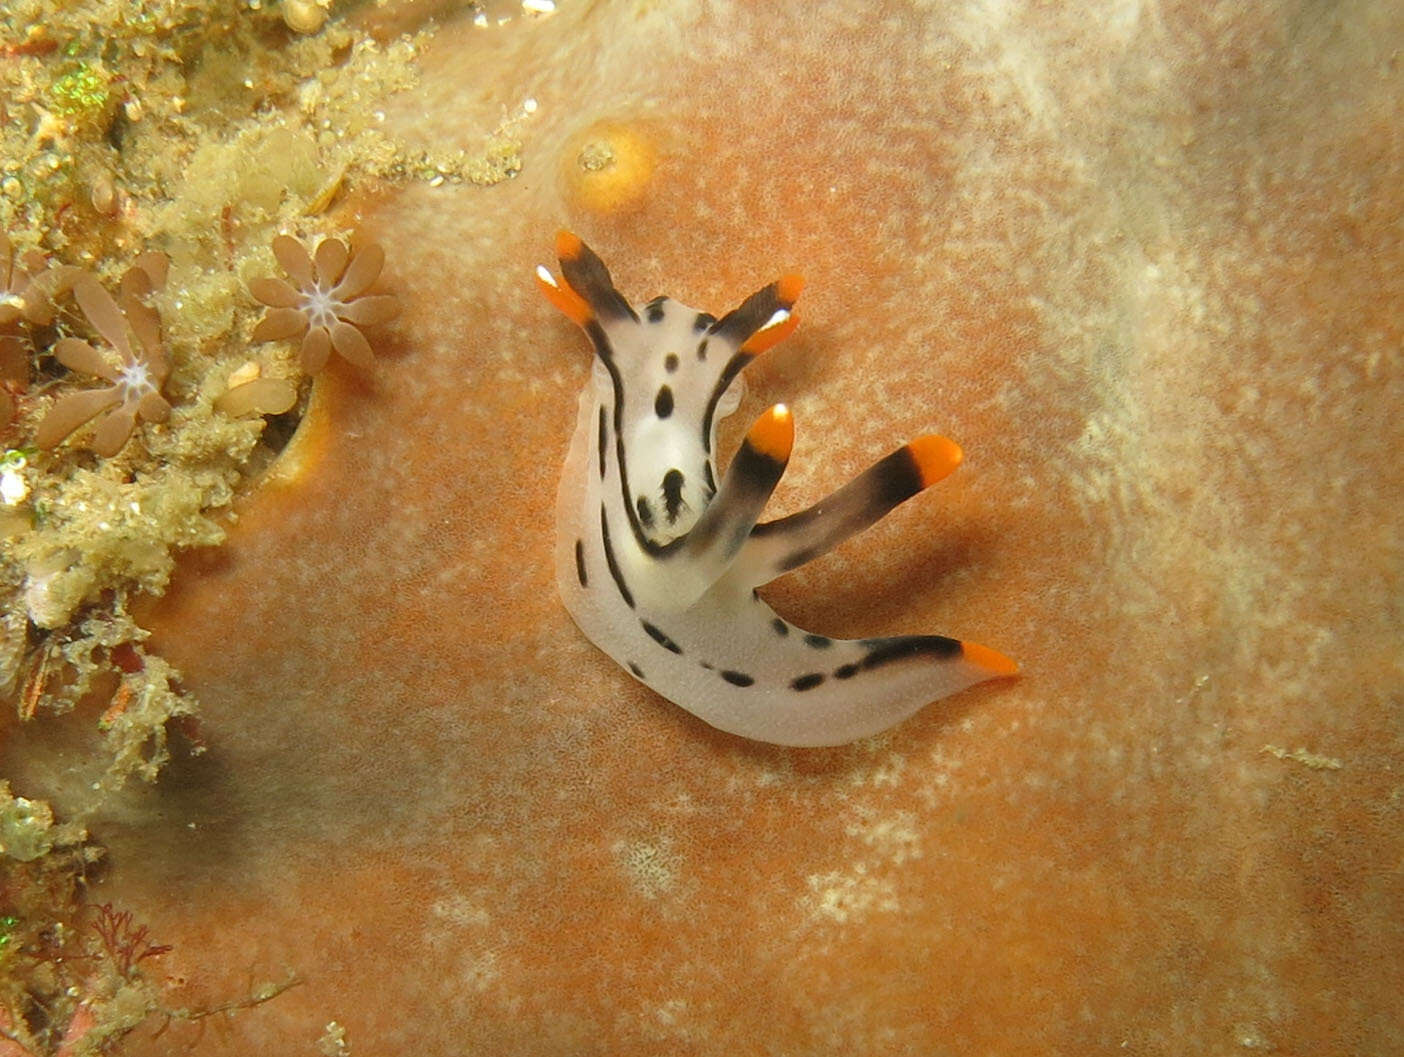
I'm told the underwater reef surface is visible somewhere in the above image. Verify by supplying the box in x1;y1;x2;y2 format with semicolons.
5;0;1402;1053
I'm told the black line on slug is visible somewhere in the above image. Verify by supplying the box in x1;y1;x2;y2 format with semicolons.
562;244;638;323
860;635;962;668
641;620;683;655
700;351;753;453
599;504;634;608
597;405;608;478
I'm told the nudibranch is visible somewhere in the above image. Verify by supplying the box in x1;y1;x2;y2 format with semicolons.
537;232;1017;747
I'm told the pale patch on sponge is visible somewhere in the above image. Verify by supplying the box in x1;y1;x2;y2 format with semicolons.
612;834;683;901
804;863;900;925
803;807;923;925
426;893;501;994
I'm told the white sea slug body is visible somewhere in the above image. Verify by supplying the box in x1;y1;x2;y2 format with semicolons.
538;232;1017;747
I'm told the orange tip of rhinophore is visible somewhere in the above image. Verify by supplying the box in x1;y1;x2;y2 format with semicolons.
776;273;805;305
741;309;800;356
748;403;794;462
535;265;593;327
555;229;584;261
908;434;963;488
962;641;1020;677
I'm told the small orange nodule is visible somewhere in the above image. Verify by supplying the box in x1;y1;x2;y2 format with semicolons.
748;403;794;462
908;434;964;488
962;641;1020;677
560;120;659;216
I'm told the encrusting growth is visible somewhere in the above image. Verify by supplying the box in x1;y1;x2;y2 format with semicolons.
214;374;298;418
35;257;173;457
249;234;400;373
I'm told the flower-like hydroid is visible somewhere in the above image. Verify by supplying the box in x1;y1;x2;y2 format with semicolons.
35;268;172;457
0;229;55;329
250;235;400;374
2;231;82;405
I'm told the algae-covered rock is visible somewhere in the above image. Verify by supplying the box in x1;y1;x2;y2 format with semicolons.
0;780;85;861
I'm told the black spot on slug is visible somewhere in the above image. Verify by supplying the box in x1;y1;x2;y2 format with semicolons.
694;312;716;332
696;339;709;361
628;661;646;679
664;353;679;373
662;469;686;522
636;496;655;527
834;663;859;679
803;634;832;649
790;673;825;692
654;385;674;419
645;296;667;322
641;620;683;654
720;670;754;687
574;538;587;587
771;618;789;636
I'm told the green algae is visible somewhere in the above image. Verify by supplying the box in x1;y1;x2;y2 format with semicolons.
48;62;111;118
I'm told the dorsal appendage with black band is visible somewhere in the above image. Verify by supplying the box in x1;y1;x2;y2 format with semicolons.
538;231;1017;747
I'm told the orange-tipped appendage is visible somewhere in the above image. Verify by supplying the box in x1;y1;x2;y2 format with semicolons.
775;273;805;306
747;403;794;463
536;267;593;327
962;641;1020;677
908;434;964;488
741;311;800;355
739;274;805;355
555;229;584;261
